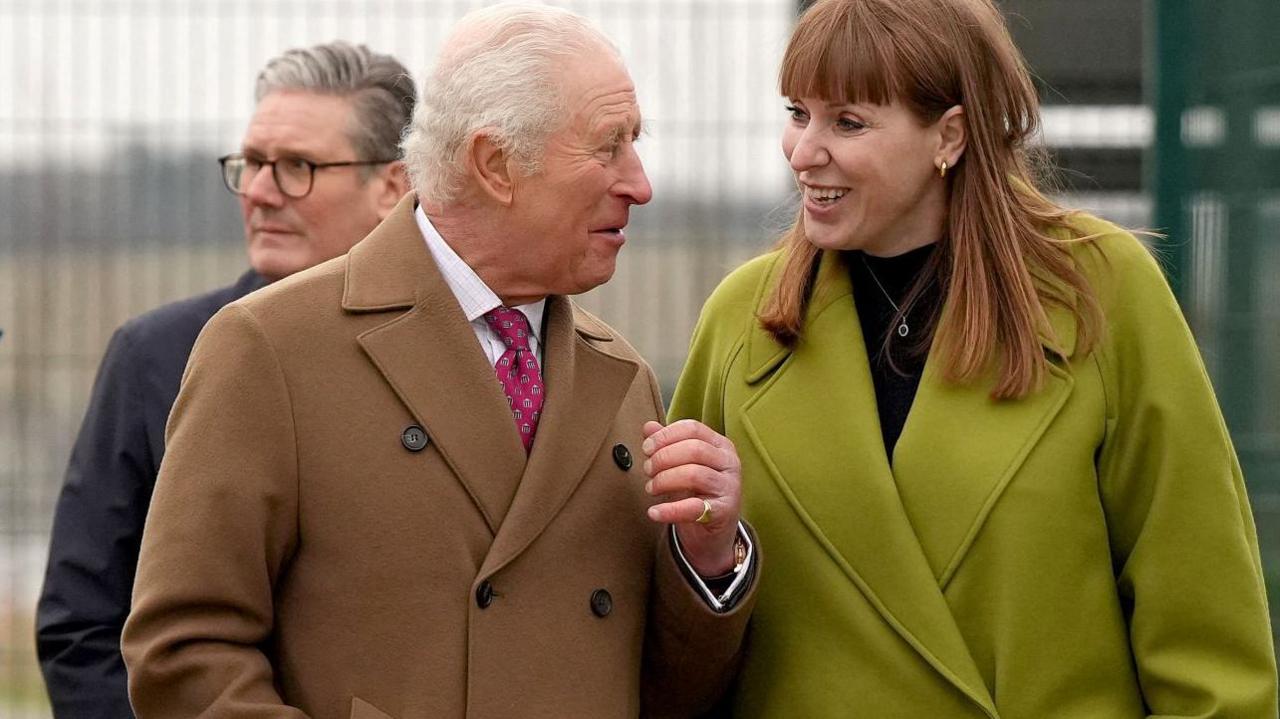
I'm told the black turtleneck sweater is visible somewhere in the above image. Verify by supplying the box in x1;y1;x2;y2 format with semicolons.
846;243;942;461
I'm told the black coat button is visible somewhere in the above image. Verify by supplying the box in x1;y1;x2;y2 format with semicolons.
590;588;613;617
612;444;632;471
475;581;494;609
401;425;429;452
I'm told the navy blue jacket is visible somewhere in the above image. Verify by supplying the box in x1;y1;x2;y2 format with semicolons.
36;270;268;718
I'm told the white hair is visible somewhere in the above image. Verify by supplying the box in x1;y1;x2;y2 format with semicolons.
401;3;620;204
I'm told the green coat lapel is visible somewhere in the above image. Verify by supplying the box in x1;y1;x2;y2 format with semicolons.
893;339;1075;587
893;275;1079;585
739;251;996;712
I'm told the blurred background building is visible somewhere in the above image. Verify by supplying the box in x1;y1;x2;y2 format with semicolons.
1;0;1276;714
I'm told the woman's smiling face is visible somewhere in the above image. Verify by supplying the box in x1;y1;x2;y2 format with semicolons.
781;97;952;257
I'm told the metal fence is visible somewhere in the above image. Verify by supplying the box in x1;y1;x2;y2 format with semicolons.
1149;0;1280;652
2;0;1272;715
5;2;791;713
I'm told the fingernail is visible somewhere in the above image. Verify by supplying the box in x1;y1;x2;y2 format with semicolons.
644;481;654;495
647;506;660;521
643;460;652;476
642;438;654;455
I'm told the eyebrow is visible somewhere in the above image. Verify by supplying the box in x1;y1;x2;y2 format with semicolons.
790;97;866;111
604;118;645;145
241;144;320;159
825;100;871;111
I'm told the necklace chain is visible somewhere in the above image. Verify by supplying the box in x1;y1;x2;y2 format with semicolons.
859;254;911;338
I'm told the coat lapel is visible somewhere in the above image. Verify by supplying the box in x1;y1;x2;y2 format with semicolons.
349;195;527;534
479;297;638;578
892;317;1075;587
740;251;996;713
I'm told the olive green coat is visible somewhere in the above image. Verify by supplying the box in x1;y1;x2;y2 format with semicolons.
670;215;1275;717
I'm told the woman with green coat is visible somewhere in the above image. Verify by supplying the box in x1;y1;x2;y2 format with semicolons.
664;0;1277;714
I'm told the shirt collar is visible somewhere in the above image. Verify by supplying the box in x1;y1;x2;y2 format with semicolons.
415;204;545;339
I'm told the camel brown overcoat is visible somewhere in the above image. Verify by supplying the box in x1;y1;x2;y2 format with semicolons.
122;195;756;719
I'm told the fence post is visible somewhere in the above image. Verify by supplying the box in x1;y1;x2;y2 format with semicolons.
1145;0;1193;302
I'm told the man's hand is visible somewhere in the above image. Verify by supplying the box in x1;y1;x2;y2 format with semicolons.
641;419;742;577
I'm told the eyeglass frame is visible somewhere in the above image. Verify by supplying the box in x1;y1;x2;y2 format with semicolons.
217;152;397;199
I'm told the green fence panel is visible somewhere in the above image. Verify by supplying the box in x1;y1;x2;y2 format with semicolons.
1149;0;1280;644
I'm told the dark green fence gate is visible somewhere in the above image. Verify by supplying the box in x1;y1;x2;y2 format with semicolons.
1149;0;1280;641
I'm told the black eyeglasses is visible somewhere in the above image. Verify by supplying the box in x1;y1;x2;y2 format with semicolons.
218;153;396;199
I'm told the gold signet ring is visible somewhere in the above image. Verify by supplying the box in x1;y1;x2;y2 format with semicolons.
695;498;713;524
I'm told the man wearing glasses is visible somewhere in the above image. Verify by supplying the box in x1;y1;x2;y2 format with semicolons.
36;40;413;719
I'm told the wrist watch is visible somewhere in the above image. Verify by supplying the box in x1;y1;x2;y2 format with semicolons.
732;532;749;573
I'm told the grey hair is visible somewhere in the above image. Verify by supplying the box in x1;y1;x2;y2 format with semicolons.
256;41;416;171
401;3;620;204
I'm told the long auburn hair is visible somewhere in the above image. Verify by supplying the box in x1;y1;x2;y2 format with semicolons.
759;0;1103;399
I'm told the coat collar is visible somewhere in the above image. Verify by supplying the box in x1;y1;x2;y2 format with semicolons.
349;194;633;553
232;268;271;298
746;249;1079;381
738;249;1077;712
345;194;616;343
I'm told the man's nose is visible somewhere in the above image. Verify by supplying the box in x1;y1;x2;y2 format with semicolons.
616;145;653;206
243;163;285;207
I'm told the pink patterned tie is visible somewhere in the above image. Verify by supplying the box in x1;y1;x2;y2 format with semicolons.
483;307;544;453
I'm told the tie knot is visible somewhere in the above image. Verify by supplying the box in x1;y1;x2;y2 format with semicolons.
483;307;534;351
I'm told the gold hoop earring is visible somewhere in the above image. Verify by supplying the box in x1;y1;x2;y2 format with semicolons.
939;160;948;178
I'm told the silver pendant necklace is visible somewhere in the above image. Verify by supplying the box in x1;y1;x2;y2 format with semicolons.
860;254;910;337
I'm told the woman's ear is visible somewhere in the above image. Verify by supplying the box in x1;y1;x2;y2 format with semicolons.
936;105;967;171
465;130;515;205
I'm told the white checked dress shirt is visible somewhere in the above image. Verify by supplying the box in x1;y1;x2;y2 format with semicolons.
416;205;545;366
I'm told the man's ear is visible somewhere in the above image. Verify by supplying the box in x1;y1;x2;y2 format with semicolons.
373;161;409;219
465;130;515;205
936;105;967;169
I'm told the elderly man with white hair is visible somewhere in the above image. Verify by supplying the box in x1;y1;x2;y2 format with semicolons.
121;5;758;718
